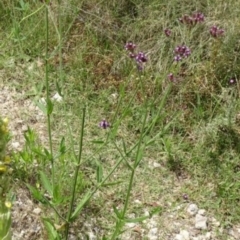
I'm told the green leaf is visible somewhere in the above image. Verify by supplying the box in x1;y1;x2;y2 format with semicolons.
53;185;62;204
56;82;62;97
96;164;103;183
59;137;66;154
40;171;53;197
46;99;54;115
43;218;60;240
149;206;163;217
34;99;47;115
70;191;92;221
26;184;46;204
102;181;123;187
134;148;143;168
124;207;162;223
0;204;11;240
124;215;150;223
91;140;105;144
113;205;122;219
122;139;127;155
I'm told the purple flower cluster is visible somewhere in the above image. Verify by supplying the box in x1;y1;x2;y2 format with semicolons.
210;25;224;38
164;28;171;37
125;42;136;52
125;42;147;71
174;45;191;62
99;120;110;129
179;12;205;25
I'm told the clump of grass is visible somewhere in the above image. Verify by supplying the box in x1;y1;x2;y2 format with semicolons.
0;117;12;240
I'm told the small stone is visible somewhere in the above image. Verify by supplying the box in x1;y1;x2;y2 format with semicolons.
147;228;158;240
152;162;161;168
12;142;20;149
195;213;208;230
174;234;184;240
125;222;136;228
52;92;63;102
22;125;28;132
205;232;211;240
134;199;142;204
198;209;206;216
187;203;198;216
33;208;42;215
211;217;220;227
180;229;190;240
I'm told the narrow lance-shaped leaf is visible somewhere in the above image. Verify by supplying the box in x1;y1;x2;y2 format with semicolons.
70;191;92;221
96;164;103;183
40;171;53;197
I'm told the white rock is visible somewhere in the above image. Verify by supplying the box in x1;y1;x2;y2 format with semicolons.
134;199;142;204
39;97;46;105
52;92;63;102
125;222;136;228
179;230;190;240
198;209;206;216
174;234;184;240
87;232;96;240
147;228;158;240
187;203;198;216
152;162;161;168
33;208;42;215
211;217;220;227
195;213;208;230
205;232;211;240
12;142;20;149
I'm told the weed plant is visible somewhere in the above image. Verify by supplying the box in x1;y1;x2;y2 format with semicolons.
1;0;240;239
0;117;12;240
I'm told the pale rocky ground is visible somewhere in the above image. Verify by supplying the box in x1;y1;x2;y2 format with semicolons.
1;85;240;240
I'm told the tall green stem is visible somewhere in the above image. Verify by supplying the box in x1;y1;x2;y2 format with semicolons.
45;4;54;179
65;107;86;239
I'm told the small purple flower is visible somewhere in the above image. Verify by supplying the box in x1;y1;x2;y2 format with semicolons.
174;45;191;61
164;28;171;37
125;42;136;52
182;193;189;200
229;78;236;85
210;26;224;38
124;43;147;71
179;12;204;25
135;52;147;63
99;120;110;129
192;12;205;23
168;73;175;81
174;55;182;62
